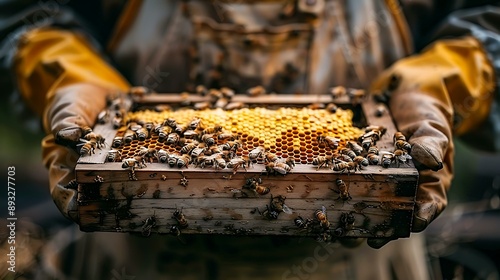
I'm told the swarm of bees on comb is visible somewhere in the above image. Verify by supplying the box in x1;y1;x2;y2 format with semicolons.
76;86;416;240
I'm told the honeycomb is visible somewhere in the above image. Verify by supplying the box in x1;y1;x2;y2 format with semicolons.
113;107;363;165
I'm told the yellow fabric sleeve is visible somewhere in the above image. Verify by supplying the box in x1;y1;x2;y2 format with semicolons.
372;36;496;135
14;27;130;118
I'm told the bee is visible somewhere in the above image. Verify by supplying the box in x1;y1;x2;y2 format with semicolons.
282;157;295;168
340;148;356;159
107;149;121;162
77;140;97;156
249;146;265;161
361;137;374;151
208;88;223;103
220;87;235;99
312;155;334;169
158;126;172;141
203;125;223;135
153;123;163;134
112;116;123;129
244;177;270;195
326;103;338;113
201;133;216;146
353;156;369;167
218;131;237;141
213;154;227;169
97;109;109;124
143;122;154;132
129;86;153;97
166;132;181;145
194;101;211;110
334;152;353;162
265;152;279;163
188;117;202;130
112;136;123;148
180;141;199;154
335;178;352;201
329;86;347;99
158;149;169;163
167;153;180;168
128;122;142;132
124;129;136;144
317;136;340;149
381;152;395;168
262;195;292;220
393;131;407;142
395;139;412;152
138;147;158;163
215;97;229;109
339;212;356;231
196;84;208;96
366;153;380;165
121;157;146;170
315;206;330;229
170;225;181;237
190;144;207;158
172;208;188;229
154;104;172;112
365;125;387;137
174;124;189;135
394;149;412;166
136;127;150;141
247;85;266;97
265;162;292;175
308;103;325;110
375;104;387;117
347;141;363;155
294;216;313;229
332;161;360;173
163;118;177;129
183;129;200;139
83;132;105;147
225;102;245;110
221;140;242;151
141;214;157;237
176;154;191;168
227;156;251;173
347;89;366;104
195;155;211;168
361;130;383;142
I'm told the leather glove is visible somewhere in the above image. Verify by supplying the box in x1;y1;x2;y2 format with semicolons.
14;28;130;221
42;83;111;221
367;36;495;249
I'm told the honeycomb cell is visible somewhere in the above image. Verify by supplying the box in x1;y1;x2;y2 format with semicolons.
113;106;364;165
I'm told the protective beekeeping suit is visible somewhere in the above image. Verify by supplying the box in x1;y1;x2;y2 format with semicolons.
1;0;499;279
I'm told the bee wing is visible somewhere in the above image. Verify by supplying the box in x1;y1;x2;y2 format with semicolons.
282;204;293;214
322;205;327;214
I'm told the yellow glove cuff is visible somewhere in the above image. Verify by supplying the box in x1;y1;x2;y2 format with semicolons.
372;36;495;135
14;27;130;119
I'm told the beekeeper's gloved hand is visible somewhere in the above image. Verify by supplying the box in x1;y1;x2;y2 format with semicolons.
367;36;495;249
15;28;130;221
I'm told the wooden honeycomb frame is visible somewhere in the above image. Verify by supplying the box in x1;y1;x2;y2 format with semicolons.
75;94;418;240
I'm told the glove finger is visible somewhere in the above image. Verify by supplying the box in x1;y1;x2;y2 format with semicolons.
42;134;80;222
389;93;452;171
411;165;452;232
412;202;438;232
367;237;396;249
44;83;110;148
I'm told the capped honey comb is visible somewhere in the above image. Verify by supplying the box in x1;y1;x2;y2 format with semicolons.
116;107;363;165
